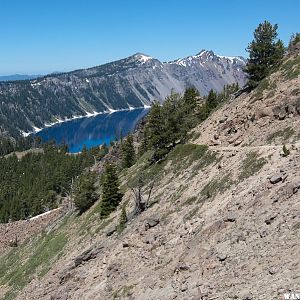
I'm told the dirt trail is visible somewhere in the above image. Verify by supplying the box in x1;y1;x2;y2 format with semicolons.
191;142;300;153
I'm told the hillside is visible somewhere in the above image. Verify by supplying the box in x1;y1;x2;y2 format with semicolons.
0;51;299;300
0;50;246;137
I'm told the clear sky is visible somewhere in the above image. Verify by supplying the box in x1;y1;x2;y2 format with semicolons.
0;0;299;75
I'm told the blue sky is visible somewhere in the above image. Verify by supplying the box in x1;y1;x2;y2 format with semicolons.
0;0;299;75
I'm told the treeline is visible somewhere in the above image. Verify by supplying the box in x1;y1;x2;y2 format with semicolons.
139;84;239;162
0;143;106;222
0;136;43;156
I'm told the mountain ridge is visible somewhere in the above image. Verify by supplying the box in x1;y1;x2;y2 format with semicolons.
0;74;42;82
0;49;246;137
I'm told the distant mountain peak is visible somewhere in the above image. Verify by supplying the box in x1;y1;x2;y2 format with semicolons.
195;49;215;57
131;53;153;64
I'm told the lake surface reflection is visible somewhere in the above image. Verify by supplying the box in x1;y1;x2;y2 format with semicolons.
34;108;149;152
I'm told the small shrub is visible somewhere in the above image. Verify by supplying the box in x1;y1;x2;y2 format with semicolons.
282;145;290;157
200;173;234;201
266;127;295;144
183;196;197;206
239;152;267;180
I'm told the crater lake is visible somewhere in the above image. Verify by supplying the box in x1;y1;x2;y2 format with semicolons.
34;108;149;153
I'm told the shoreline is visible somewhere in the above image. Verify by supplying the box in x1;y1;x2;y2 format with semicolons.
21;104;151;137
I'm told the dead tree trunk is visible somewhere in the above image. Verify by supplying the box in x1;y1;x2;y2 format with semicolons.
128;177;155;217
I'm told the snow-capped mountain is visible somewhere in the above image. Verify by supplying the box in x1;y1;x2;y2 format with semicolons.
0;50;246;136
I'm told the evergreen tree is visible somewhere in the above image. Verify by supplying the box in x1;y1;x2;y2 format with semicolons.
245;21;284;88
121;134;135;168
100;163;123;217
206;89;218;112
138;125;150;157
73;171;98;214
146;102;169;162
162;92;186;145
288;33;300;52
117;205;127;233
182;87;199;117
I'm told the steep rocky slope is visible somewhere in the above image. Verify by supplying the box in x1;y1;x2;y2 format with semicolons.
0;50;245;136
0;52;299;300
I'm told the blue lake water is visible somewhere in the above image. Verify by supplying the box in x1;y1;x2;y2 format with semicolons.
34;108;149;153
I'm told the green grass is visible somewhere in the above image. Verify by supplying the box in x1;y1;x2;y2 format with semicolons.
183;196;198;205
239;151;267;180
266;127;295;144
200;173;234;201
250;78;269;102
183;206;200;221
188;131;201;141
94;217;114;234
126;144;212;188
112;285;134;299
170;184;187;202
281;55;300;80
250;76;279;102
0;231;68;299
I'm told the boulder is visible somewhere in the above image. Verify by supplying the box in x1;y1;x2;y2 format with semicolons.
217;253;227;262
286;104;296;115
224;213;237;222
73;245;103;267
106;227;116;236
270;174;282;184
219;117;227;123
175;263;190;272
295;98;300;114
234;139;243;146
278;112;286;120
272;105;286;119
145;218;160;230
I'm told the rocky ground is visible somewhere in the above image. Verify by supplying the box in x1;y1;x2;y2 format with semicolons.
0;52;299;300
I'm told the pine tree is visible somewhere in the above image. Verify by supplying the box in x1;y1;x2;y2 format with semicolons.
100;163;123;217
146;102;169;162
245;21;284;88
121;134;135;168
138;125;150;157
74;171;98;214
117;205;127;233
182;87;199;117
288;33;300;52
206;89;218;112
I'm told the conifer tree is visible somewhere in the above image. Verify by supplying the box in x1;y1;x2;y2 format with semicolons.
182;87;199;117
288;33;300;52
163;92;184;144
121;134;135;168
146;101;168;162
74;171;98;214
100;163;123;217
206;90;218;112
245;21;284;88
117;205;127;232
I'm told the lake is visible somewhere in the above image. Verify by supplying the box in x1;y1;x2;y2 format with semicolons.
34;108;149;153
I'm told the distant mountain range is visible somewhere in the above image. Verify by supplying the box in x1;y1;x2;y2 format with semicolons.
0;74;42;81
0;50;247;137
